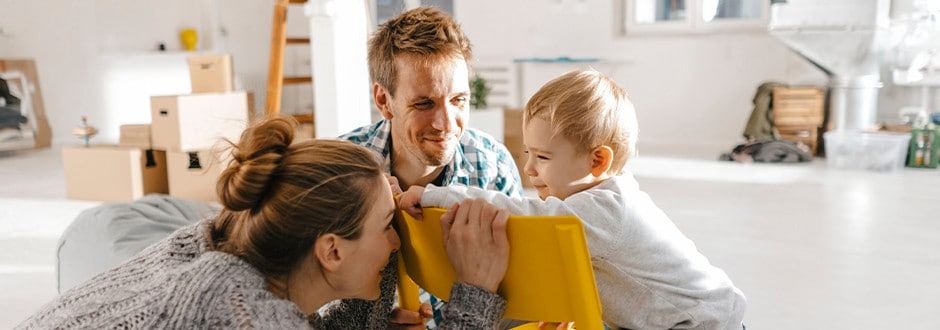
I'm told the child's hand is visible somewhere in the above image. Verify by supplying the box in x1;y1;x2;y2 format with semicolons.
398;186;425;220
537;321;574;330
385;173;403;196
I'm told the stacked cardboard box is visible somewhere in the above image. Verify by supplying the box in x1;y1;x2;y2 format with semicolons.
187;55;234;93
118;124;152;148
62;145;168;202
62;54;250;203
62;121;169;202
772;86;826;154
155;54;250;203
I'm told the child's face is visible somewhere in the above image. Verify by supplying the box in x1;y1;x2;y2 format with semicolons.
522;117;599;201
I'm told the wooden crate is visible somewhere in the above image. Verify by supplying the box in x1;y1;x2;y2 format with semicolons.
772;87;826;127
777;125;819;155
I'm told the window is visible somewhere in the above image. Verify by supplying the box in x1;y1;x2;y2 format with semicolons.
373;0;454;26
623;0;769;35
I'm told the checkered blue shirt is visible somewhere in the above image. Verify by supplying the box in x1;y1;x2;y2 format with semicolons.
340;119;523;329
340;119;523;198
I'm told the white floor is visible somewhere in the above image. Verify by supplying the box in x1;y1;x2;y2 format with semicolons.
2;145;940;329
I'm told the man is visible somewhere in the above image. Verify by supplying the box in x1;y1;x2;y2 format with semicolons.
339;6;523;329
341;6;522;198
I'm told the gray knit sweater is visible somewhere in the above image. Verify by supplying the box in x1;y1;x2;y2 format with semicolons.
18;219;506;329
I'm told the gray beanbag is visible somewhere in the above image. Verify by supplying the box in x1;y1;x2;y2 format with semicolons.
56;194;220;293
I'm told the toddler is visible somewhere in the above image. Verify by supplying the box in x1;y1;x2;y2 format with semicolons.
399;69;747;329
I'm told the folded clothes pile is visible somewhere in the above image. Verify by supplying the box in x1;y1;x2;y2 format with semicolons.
0;77;27;141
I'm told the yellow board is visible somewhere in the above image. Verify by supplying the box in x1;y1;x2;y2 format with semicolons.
396;207;604;330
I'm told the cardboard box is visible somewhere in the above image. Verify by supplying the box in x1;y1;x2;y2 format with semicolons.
62;146;168;201
166;149;228;203
118;124;151;148
187;54;233;93
151;91;251;152
297;122;315;142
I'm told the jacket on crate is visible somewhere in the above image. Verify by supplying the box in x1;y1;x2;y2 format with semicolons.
743;81;786;142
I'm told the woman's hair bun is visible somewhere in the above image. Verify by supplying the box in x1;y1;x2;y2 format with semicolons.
217;117;296;211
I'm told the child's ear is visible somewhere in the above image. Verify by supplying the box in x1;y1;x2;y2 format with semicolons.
374;83;394;120
590;146;614;177
314;233;344;272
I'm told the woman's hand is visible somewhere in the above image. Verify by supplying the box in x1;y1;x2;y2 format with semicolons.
440;198;510;292
397;186;425;220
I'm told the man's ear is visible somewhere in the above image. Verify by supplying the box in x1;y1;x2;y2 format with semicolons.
590;146;614;177
373;83;394;120
314;233;344;273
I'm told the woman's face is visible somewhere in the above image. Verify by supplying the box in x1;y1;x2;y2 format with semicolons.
338;176;401;300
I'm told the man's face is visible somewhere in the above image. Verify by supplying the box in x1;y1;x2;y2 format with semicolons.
376;55;470;167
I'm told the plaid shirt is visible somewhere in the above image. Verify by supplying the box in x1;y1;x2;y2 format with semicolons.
340;119;522;329
340;119;523;198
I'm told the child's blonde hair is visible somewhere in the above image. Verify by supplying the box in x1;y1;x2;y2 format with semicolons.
524;69;638;175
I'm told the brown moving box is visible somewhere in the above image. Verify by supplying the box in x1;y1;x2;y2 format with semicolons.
187;54;234;93
118;124;152;148
151;91;251;152
62;146;168;201
166;149;227;203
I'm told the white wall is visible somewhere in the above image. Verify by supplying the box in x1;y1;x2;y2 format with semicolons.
0;0;287;144
0;0;100;144
3;0;925;150
456;0;827;151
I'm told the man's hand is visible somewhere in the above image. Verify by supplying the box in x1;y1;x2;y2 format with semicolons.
440;198;510;292
398;186;425;220
387;303;433;330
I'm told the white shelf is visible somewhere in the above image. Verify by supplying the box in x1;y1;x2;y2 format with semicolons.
892;68;940;87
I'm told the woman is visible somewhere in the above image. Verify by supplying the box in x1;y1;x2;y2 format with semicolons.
18;117;510;329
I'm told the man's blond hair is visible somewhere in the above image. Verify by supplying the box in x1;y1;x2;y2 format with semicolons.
368;7;472;96
524;70;638;175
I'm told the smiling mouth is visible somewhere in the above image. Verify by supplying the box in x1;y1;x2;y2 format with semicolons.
423;137;454;148
424;136;451;142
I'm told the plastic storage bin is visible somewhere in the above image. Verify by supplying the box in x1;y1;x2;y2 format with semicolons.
823;130;911;172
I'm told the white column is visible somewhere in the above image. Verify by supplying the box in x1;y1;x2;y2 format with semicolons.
305;0;371;138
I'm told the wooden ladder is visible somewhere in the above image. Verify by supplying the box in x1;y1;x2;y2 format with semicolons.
265;0;314;125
